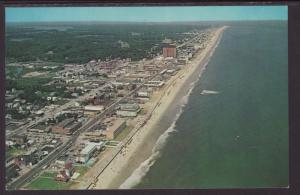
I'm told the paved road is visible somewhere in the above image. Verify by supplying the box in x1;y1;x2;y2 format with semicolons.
6;85;108;139
6;68;162;190
6;29;209;190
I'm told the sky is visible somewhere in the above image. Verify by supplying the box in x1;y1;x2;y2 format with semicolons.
5;6;288;23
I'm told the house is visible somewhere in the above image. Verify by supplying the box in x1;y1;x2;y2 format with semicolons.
55;162;75;182
15;148;38;166
56;155;69;166
55;170;69;182
64;162;75;177
11;134;27;145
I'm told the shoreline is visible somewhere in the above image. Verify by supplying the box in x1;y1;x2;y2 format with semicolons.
78;26;227;189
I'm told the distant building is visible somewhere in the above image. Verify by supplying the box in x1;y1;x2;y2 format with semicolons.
76;142;104;164
55;170;69;182
64;162;75;177
84;105;104;116
41;145;56;154
55;162;76;182
116;102;141;117
28;122;51;133
11;134;27;145
137;91;149;98
64;64;76;71
144;80;165;88
166;69;177;75
35;110;44;116
105;118;126;140
163;44;177;58
15;148;39;166
52;118;81;135
56;155;69;166
99;61;117;70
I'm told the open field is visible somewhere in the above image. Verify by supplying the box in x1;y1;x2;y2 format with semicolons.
25;172;72;190
25;165;88;190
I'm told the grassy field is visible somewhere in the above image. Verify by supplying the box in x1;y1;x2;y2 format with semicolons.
26;165;90;190
26;172;73;190
41;172;56;178
6;147;24;159
73;165;89;176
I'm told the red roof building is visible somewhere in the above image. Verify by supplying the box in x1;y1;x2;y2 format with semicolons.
55;170;69;182
55;162;76;182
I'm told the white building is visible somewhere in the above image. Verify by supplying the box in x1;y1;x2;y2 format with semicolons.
116;102;141;117
144;80;165;88
137;91;149;98
76;142;104;164
84;105;104;116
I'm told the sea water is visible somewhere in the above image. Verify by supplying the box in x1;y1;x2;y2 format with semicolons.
127;21;288;189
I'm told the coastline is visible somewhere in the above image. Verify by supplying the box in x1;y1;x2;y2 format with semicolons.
81;26;227;189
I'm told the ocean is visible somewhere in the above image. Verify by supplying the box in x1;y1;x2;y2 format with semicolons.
122;21;288;189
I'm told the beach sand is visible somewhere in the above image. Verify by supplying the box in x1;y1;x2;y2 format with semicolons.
72;26;227;190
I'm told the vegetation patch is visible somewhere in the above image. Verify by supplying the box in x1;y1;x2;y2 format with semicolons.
115;125;134;141
26;172;73;190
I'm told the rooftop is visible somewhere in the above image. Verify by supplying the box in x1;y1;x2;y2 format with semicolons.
84;105;104;111
56;118;75;128
80;142;98;155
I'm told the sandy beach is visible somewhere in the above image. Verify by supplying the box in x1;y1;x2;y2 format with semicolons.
73;26;227;189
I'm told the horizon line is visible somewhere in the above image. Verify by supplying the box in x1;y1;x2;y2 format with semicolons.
6;19;287;24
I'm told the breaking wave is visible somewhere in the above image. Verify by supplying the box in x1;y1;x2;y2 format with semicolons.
119;79;195;189
118;121;177;189
119;29;224;189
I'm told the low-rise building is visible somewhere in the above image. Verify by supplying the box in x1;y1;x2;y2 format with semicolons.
116;102;141;117
84;105;104;116
64;162;75;178
52;118;81;135
56;155;69;166
15;148;39;166
144;80;165;88
55;170;69;182
11;134;27;145
76;142;103;164
137;91;149;98
28;122;51;133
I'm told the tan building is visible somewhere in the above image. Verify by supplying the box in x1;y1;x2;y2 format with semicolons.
163;44;177;58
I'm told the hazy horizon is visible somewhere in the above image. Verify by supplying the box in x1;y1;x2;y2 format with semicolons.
6;19;287;25
6;6;287;23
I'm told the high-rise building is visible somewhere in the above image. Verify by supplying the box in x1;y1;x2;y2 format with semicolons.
163;44;177;58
